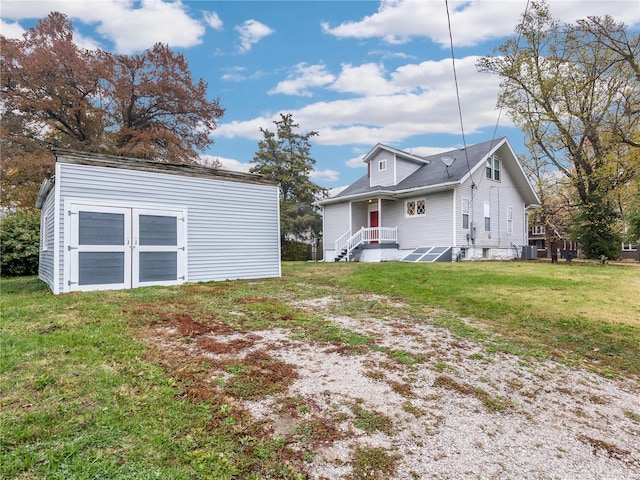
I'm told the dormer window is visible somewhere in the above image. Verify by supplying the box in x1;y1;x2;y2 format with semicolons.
379;159;387;172
486;156;501;181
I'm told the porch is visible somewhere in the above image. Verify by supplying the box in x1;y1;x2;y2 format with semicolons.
333;227;398;262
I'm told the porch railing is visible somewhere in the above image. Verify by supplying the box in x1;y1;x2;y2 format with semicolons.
335;226;398;261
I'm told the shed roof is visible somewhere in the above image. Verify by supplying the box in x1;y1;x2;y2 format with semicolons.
51;149;278;187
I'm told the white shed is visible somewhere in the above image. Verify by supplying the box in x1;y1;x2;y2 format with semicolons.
36;149;281;294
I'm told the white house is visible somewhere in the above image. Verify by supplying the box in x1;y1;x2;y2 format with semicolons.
36;149;281;294
318;138;539;262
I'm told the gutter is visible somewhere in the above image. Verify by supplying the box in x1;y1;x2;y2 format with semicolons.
317;181;460;206
35;177;54;208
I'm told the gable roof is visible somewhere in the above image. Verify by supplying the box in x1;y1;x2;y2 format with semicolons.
363;143;431;166
318;138;539;206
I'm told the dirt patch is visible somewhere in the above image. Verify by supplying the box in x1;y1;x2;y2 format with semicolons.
138;294;640;480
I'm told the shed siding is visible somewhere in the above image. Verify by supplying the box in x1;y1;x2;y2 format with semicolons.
55;162;279;292
38;191;56;290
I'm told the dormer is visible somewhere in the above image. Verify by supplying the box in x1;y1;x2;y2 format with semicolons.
364;144;430;188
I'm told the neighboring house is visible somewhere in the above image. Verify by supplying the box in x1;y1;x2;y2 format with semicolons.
620;241;639;260
36;149;281;294
528;217;639;261
528;218;578;260
318;138;539;262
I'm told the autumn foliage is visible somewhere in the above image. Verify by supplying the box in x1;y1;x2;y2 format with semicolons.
1;12;225;209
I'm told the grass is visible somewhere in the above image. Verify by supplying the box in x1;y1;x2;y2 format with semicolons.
1;259;639;478
329;261;640;376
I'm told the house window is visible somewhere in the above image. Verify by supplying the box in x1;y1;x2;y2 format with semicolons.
531;225;546;235
41;215;48;251
484;202;490;231
379;159;387;172
507;206;513;234
461;198;470;230
622;242;638;251
406;199;426;217
486;156;501;181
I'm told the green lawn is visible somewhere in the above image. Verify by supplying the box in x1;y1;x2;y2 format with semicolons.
1;260;638;478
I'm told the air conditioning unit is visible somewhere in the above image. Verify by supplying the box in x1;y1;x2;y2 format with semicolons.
521;245;538;260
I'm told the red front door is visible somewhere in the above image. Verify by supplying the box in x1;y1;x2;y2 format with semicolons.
370;211;379;244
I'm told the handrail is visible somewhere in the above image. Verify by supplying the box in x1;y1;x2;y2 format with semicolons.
334;229;352;253
335;226;398;261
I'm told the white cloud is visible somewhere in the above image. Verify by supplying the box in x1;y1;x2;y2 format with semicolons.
346;155;367;168
0;18;25;38
73;29;102;51
204;11;223;31
331;62;405;96
321;0;640;47
406;146;455;157
200;155;252;173
96;0;205;54
310;168;340;182
1;0;206;54
213;55;505;148
235;19;274;53
221;66;265;82
269;63;335;96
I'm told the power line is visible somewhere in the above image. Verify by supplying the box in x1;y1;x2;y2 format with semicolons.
444;0;472;180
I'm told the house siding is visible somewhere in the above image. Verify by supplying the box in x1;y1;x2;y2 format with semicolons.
395;158;421;184
53;161;279;293
323;202;351;248
454;145;528;256
351;202;368;233
386;191;453;248
369;151;395;187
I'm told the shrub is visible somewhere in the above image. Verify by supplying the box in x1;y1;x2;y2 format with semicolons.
281;240;309;261
0;209;40;276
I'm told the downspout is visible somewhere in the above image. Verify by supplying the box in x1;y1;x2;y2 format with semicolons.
452;188;457;247
470;181;477;246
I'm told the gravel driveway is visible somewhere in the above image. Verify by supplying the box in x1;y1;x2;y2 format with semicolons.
146;293;640;479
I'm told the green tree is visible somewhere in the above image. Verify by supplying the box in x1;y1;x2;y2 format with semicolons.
477;1;639;259
625;192;640;244
0;209;41;277
250;114;327;257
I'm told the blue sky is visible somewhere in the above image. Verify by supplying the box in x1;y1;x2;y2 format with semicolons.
2;1;639;192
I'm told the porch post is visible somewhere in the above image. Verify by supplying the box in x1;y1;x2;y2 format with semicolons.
377;197;382;232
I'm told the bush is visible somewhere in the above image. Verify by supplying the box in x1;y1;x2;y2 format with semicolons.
0;209;40;276
281;240;309;261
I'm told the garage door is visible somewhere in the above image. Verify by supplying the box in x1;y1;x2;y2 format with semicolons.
67;204;186;292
